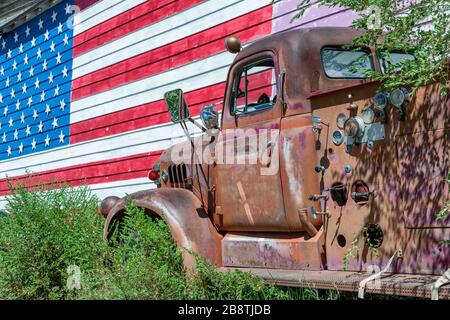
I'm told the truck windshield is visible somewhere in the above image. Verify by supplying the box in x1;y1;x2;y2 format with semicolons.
379;52;415;74
321;47;374;79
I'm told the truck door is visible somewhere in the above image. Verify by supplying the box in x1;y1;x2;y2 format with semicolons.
215;52;289;231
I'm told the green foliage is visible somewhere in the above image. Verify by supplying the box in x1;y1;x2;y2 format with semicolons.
0;184;344;300
294;0;450;94
0;181;107;300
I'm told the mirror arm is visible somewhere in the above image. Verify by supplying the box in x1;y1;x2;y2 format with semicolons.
187;117;207;132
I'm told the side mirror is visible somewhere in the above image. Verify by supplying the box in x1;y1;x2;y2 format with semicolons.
164;89;190;123
200;104;219;130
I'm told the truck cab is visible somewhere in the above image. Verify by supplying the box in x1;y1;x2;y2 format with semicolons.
102;27;450;298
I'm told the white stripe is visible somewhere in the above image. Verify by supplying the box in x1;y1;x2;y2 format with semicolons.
0;178;156;209
73;0;147;35
0;118;202;179
71;50;233;123
72;0;271;78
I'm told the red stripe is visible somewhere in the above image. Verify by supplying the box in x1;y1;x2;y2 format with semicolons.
74;0;204;57
71;71;274;143
0;151;162;196
71;6;273;100
74;0;101;11
71;82;226;144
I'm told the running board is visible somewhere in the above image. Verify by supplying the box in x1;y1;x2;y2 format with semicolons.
219;267;450;299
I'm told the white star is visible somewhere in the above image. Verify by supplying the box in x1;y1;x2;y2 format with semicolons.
52;117;58;128
13;32;18;43
59;131;65;143
22;83;27;93
6;145;11;156
0;92;3;103
31;138;36;150
38;19;44;29
57;22;63;34
0;66;4;76
13;129;18;140
45;134;50;146
44;30;50;41
50;41;55;52
3;105;7;116
19;43;24;53
45;104;51;115
8;117;13;127
32;109;38;120
29;65;34;76
2;132;6;143
20;112;25;123
23;53;29;65
56;52;62;64
25;26;30;37
36;47;42;59
52;11;58;22
34;77;40;89
40;90;46;102
63;34;69;46
54;84;60;96
15;100;20;110
38;121;44;132
7;49;12;58
31;37;36;47
10;87;15;98
5;77;9;87
47;72;53;83
65;3;72;14
1;40;5;49
17;71;22;82
26;125;31;136
59;98;66;110
42;59;47;71
12;60;17;70
27;96;33;107
62;65;68;77
18;142;23;153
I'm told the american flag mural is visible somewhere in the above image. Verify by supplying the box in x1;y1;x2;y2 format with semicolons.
0;0;356;208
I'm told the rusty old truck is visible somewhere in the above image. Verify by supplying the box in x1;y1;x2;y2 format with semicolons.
100;27;450;299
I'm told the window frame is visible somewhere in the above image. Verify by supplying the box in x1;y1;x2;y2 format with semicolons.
377;50;415;74
320;46;375;80
230;58;277;116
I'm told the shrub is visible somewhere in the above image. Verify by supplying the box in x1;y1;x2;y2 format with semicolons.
0;181;108;300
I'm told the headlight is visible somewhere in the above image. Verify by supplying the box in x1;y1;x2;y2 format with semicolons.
344;117;365;138
336;113;348;129
390;87;410;108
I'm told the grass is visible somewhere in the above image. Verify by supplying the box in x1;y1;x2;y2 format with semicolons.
0;181;345;300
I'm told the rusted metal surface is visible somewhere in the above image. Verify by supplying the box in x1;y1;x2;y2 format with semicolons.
310;80;449;275
222;230;325;270
103;188;223;269
220;267;450;299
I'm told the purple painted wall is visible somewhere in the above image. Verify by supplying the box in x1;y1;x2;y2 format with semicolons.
272;0;358;33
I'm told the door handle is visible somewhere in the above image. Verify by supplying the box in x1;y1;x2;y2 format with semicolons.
259;140;273;166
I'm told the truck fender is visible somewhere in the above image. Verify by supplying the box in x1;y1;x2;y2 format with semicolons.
102;188;223;270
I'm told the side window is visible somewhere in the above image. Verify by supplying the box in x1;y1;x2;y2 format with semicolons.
321;47;374;79
231;59;277;115
378;51;415;74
